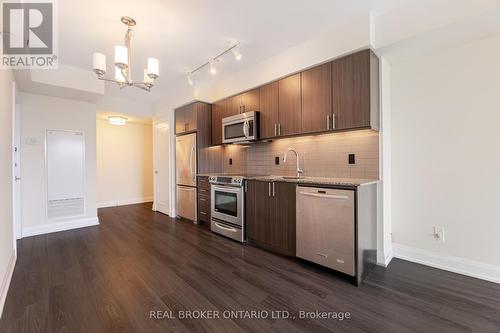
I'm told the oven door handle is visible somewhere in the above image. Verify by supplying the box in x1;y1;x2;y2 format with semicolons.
214;222;238;233
212;185;242;193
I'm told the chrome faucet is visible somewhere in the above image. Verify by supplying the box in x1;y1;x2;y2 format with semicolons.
283;148;303;178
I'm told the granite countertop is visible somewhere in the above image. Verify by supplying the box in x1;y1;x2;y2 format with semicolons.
197;173;378;187
246;176;378;187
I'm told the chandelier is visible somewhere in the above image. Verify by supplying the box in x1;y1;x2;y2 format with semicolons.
92;16;159;92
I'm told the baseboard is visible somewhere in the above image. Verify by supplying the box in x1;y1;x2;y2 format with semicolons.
22;217;99;238
0;252;16;319
97;197;153;208
393;243;500;284
377;247;393;267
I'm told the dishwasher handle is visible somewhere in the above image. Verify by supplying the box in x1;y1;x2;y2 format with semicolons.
298;191;349;200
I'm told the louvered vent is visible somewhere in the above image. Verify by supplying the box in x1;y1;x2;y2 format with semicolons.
47;198;84;219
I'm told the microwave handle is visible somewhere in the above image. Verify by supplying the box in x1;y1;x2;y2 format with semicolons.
243;120;250;138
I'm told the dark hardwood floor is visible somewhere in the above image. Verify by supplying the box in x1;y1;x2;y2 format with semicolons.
1;203;500;332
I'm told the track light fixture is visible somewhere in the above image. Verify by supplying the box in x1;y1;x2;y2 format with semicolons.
186;42;241;85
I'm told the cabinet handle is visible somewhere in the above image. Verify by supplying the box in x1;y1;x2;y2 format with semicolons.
332;113;336;129
274;123;277;136
268;183;271;197
272;182;275;197
278;123;281;136
327;115;330;130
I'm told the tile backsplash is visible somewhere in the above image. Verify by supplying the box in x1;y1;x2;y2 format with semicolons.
212;130;379;179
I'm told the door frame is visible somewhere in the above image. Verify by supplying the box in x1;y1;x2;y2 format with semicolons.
11;82;20;249
153;113;175;216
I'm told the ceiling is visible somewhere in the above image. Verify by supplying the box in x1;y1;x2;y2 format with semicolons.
56;0;406;103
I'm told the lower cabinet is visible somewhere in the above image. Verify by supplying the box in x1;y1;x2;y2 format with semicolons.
197;176;211;223
246;180;296;256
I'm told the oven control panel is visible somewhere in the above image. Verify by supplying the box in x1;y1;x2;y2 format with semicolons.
208;176;244;187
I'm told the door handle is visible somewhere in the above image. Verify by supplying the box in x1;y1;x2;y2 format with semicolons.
299;192;349;200
189;145;195;181
215;222;237;232
243;120;250;138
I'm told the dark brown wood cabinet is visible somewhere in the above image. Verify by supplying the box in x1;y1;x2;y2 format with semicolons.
240;88;260;113
225;88;260;117
259;81;279;139
246;180;296;256
225;95;241;117
301;62;332;134
175;103;198;134
332;49;379;131
278;73;302;136
197;176;211;223
211;99;225;145
208;49;379;146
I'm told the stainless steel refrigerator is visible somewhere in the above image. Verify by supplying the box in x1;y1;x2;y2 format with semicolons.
175;133;197;222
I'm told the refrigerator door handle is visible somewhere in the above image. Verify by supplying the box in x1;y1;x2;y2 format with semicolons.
189;145;195;181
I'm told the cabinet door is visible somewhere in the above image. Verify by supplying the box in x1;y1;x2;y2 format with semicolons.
226;95;242;117
175;106;186;134
241;88;260;113
332;50;371;130
211;100;225;145
245;180;256;240
184;103;197;132
301;63;332;134
269;182;296;256
278;73;302;136
259;82;279;139
251;181;273;245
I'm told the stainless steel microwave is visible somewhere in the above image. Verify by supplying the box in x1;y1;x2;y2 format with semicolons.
222;111;258;144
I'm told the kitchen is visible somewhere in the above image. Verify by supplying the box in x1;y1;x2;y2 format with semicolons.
175;49;379;285
2;1;500;332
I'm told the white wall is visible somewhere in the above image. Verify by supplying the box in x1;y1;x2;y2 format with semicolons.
0;70;15;318
391;35;500;281
96;119;153;207
20;93;98;237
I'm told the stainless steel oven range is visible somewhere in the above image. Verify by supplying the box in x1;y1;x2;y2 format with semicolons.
209;175;245;242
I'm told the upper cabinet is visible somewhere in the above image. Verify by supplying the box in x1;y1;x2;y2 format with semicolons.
241;88;260;113
208;49;379;146
278;73;302;137
332;49;379;131
301;62;332;134
211;99;226;145
175;103;197;134
224;88;260;117
259;82;279;139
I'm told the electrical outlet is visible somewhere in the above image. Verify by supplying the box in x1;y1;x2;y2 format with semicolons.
348;154;356;164
229;158;233;165
275;156;280;165
433;226;445;242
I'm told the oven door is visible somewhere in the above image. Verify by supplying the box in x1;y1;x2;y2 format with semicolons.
211;185;243;226
222;118;255;144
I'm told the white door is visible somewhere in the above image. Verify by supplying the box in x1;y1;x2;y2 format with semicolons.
154;122;170;215
13;101;21;239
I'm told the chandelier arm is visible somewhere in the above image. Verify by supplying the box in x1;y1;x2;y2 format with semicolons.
132;82;152;91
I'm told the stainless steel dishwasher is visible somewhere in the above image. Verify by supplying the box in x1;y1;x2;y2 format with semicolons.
296;186;355;276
